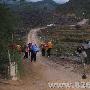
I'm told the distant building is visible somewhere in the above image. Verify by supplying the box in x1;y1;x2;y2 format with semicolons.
47;24;55;27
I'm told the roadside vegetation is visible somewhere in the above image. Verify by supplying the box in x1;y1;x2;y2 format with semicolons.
0;4;24;79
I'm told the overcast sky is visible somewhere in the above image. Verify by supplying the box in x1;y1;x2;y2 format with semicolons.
53;0;69;4
26;0;69;4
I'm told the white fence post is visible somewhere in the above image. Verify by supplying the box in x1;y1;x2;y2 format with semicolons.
8;50;18;80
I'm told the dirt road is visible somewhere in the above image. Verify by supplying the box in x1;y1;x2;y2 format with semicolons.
0;27;90;90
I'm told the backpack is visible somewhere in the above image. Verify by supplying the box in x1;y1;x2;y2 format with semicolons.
31;45;40;52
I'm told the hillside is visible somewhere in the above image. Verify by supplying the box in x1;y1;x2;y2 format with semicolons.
0;0;59;27
0;0;58;11
56;0;90;18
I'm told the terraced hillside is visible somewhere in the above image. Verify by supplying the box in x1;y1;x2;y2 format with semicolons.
38;26;90;56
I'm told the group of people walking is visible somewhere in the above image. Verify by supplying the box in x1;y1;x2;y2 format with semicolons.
23;41;53;62
41;41;53;57
15;40;53;62
23;42;39;62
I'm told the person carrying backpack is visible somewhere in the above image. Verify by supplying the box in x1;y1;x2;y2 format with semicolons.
77;46;87;64
31;44;39;62
41;42;47;56
47;41;53;57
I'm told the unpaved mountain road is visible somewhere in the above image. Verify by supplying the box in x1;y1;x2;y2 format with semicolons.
0;27;90;90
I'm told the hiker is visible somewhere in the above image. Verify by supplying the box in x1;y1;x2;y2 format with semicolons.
28;43;32;56
16;44;22;54
47;41;53;57
81;50;87;64
41;42;47;56
31;44;39;62
24;45;29;59
77;46;87;64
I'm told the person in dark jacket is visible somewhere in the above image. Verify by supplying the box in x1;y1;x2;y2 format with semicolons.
24;45;28;59
77;46;83;54
28;43;32;56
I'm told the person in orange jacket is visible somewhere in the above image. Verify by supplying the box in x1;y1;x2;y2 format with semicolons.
47;41;53;57
41;42;48;56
